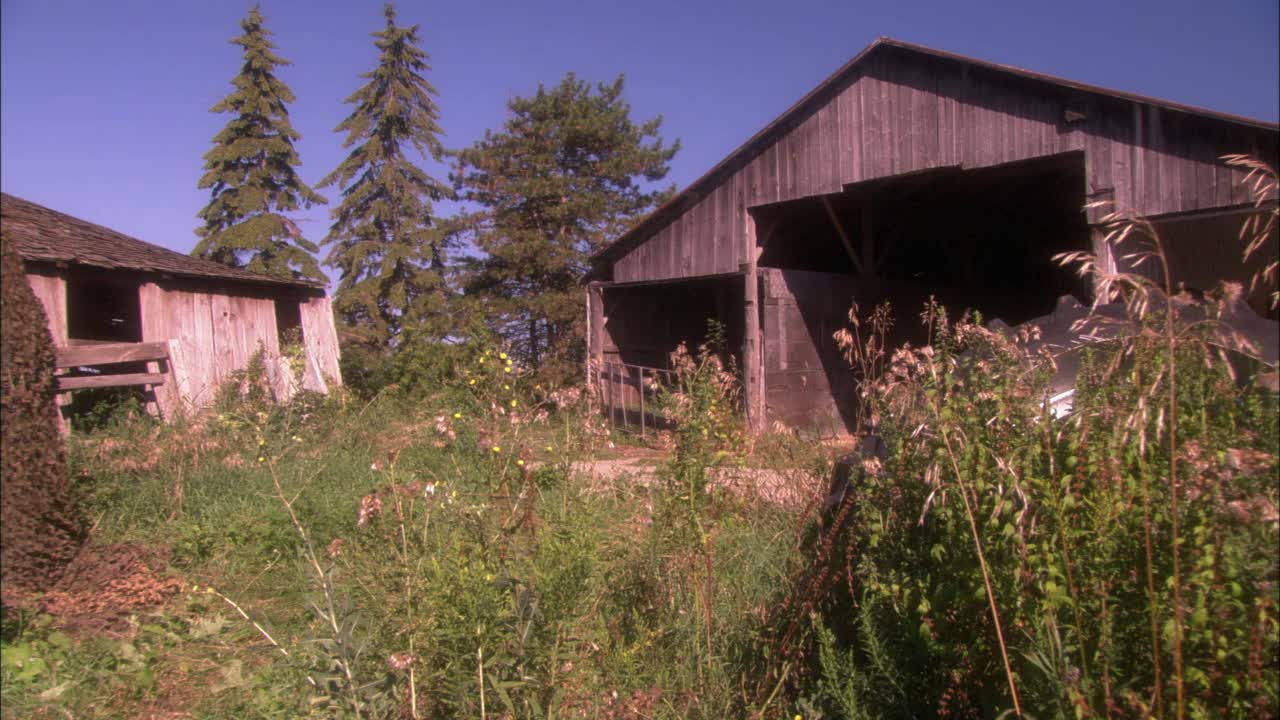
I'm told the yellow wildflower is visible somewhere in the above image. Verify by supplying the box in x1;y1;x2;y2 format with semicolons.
510;399;518;407
491;446;501;453
504;367;511;374
503;384;510;390
469;379;476;385
453;412;462;419
516;459;525;467
499;352;507;360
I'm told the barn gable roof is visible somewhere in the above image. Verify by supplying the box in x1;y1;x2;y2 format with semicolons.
592;37;1279;268
1;192;325;290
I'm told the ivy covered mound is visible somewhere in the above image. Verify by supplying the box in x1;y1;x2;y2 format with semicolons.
0;236;83;602
1;239;181;631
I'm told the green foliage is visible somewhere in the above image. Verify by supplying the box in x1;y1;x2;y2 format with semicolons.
21;338;814;718
193;4;326;281
811;302;1280;718
320;3;453;350
451;73;679;379
66;387;150;434
0;237;83;597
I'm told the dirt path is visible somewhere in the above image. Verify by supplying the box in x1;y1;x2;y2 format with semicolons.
561;455;821;507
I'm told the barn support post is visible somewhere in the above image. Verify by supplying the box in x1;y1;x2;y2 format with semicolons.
586;282;604;401
742;214;765;433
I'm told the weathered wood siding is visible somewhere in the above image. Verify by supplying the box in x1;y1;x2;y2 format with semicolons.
760;269;856;433
300;296;342;392
25;267;342;416
25;268;67;345
611;47;1275;283
139;282;283;411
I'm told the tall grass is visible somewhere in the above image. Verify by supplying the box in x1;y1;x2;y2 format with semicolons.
809;172;1279;717
6;340;820;719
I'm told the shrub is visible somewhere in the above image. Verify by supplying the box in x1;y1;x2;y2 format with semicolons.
0;237;84;599
814;292;1278;716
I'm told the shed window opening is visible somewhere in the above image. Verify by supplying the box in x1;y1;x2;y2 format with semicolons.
275;299;305;349
66;276;143;343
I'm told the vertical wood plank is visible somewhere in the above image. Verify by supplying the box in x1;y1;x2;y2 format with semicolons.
300;295;342;392
713;187;728;274
742;218;763;432
587;284;604;391
209;293;236;388
844;76;863;185
187;291;217;409
137;282;173;418
25;271;68;345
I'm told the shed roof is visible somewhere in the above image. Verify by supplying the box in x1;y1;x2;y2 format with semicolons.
593;37;1280;267
1;192;325;289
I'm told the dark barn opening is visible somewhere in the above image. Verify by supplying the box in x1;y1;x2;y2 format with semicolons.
758;152;1091;326
596;274;746;431
601;274;745;372
752;152;1091;433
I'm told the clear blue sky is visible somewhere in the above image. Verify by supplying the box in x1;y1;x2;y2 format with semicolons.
3;0;1277;278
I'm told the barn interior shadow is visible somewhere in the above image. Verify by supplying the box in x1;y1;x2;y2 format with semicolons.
757;153;1090;435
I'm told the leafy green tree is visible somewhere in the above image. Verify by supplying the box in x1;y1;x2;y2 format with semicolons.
320;4;452;349
193;4;325;281
452;73;678;376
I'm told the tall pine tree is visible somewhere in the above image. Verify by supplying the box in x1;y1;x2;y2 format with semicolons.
194;4;325;281
320;4;452;348
452;74;678;376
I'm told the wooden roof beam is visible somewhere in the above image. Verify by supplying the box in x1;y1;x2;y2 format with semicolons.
821;196;868;276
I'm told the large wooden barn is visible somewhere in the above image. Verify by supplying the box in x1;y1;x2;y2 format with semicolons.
2;192;342;425
587;38;1279;435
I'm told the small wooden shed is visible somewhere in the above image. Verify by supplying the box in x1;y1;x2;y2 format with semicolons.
2;192;342;422
587;38;1279;435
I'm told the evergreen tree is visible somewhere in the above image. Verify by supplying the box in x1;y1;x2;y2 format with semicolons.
320;4;452;348
452;74;678;376
194;4;325;281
